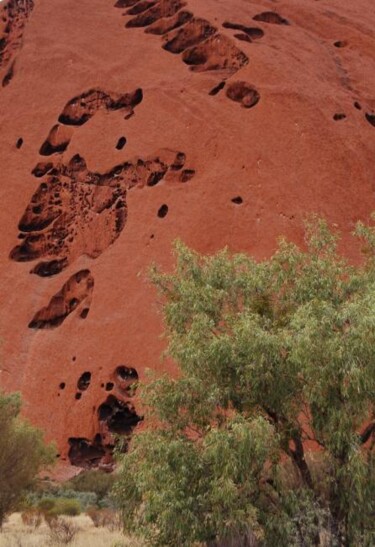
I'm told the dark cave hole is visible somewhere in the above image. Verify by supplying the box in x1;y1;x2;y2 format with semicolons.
234;33;252;43
333;113;346;121
80;308;90;319
222;22;264;39
115;365;139;395
209;81;226;96
334;40;347;48
98;395;142;435
127;0;157;16
182;49;207;66
170;152;186;171
116;366;139;382
32;162;53;177
226;81;260;109
232;196;243;204
2;63;14;87
180;169;195;182
114;0;140;8
68;437;105;467
39;140;69;156
31;258;68;277
116;136;127;150
157;204;169;218
147;168;167;187
77;371;91;391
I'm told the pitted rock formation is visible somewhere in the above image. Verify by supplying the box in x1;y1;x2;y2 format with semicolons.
77;371;92;391
68;437;106;468
253;11;290;26
98;394;141;435
226;82;260;109
116;0;255;99
11;149;193;276
222;22;264;42
1;0;375;472
39;88;143;157
28;269;94;329
114;365;139;396
69;389;141;468
0;0;34;86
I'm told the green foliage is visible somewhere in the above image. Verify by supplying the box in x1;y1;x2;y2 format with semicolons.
65;470;115;503
38;497;81;518
58;489;97;509
32;489;95;512
51;498;81;517
37;497;56;513
115;217;375;546
27;476;104;510
0;391;55;526
116;416;274;545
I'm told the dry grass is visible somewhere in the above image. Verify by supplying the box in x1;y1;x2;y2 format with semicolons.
0;513;145;547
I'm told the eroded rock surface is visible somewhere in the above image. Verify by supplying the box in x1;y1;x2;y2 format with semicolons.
0;0;374;469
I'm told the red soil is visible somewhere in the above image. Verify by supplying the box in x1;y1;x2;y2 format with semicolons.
0;0;374;470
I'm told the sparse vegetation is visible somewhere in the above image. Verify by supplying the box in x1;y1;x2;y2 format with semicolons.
86;507;121;531
47;516;79;545
40;498;82;520
65;470;115;507
0;513;143;547
20;508;42;530
114;217;375;546
0;392;55;527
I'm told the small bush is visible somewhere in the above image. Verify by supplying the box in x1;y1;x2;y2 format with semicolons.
21;508;42;528
66;470;115;501
52;498;82;517
58;489;97;509
47;517;79;544
38;497;81;521
87;507;121;531
37;497;56;513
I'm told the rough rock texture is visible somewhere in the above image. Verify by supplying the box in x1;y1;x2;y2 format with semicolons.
0;0;374;470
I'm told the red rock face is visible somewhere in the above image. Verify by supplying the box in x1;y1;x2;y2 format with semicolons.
0;0;374;469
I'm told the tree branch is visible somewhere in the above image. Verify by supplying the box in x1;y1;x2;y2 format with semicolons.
359;421;375;444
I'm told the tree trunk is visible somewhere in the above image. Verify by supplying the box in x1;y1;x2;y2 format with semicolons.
290;432;314;490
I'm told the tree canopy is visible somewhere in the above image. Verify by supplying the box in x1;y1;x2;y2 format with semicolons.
115;217;375;546
0;391;55;526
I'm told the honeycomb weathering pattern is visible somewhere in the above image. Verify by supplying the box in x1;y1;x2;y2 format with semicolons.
10;150;191;275
0;0;34;86
8;83;194;466
10;86;194;278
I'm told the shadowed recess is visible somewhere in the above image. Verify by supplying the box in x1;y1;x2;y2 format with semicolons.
226;81;260;108
28;270;94;329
